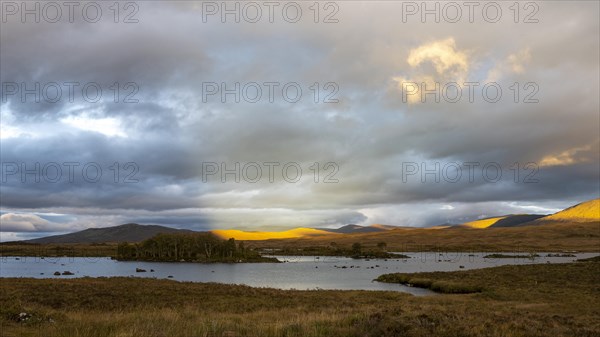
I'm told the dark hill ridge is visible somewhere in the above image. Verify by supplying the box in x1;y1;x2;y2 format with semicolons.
26;223;192;244
490;214;546;227
20;199;600;244
318;224;396;234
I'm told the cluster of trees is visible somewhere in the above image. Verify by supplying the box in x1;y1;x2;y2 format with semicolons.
117;233;275;263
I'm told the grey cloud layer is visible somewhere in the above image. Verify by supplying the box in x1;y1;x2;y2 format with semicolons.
1;1;598;237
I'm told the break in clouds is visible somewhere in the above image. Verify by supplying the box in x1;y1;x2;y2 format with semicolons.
1;1;599;240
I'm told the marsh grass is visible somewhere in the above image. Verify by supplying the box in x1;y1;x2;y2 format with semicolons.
375;275;483;294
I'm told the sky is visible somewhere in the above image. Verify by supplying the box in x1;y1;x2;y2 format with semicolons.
1;1;599;241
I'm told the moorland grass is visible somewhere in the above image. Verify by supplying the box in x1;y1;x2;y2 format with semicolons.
1;260;599;337
254;222;600;253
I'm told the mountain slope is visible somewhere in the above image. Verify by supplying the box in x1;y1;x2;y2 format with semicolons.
460;216;508;229
27;223;192;244
491;214;546;227
460;214;547;228
531;199;600;223
211;228;333;240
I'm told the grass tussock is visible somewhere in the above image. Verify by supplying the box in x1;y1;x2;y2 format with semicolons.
375;275;483;294
577;255;600;262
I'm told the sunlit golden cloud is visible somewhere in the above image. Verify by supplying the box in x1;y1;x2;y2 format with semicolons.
393;38;470;104
407;37;469;76
539;142;598;167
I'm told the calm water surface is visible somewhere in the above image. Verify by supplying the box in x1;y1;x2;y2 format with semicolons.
1;252;597;296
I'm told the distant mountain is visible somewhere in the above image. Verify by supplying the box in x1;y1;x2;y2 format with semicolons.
521;199;600;226
460;216;508;229
27;223;192;244
21;200;600;244
211;228;332;240
318;224;396;234
457;199;600;229
459;214;546;229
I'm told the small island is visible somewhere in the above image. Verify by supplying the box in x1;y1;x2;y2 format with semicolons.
117;233;278;263
483;253;540;259
262;242;411;259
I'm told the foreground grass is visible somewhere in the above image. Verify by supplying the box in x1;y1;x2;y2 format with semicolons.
2;260;599;337
377;259;600;300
